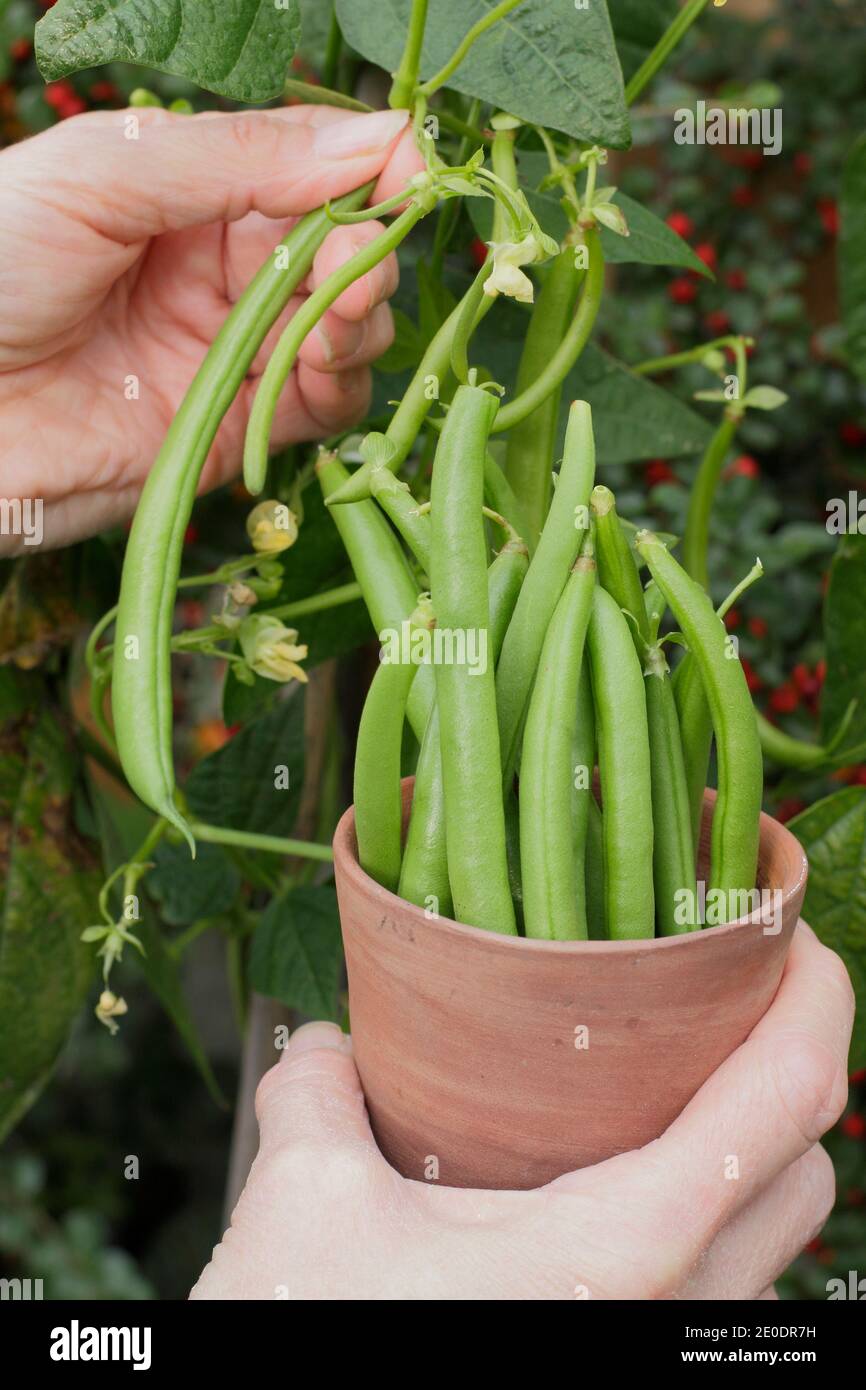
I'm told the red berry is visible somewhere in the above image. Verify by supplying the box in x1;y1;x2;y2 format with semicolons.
645;459;676;487
776;798;806;824
792;663;820;701
184;524;199;545
10;38;32;61
179;600;205;629
841;1113;866;1140
58;95;87;118
839;421;866;447
44;80;77;110
818;199;839;236
769;681;800;714
726;269;747;291
90;80;119;102
668;277;697;305
665;211;694;238
850;1069;866;1084
731;185;755;208
741;150;764;172
694;242;716;270
470;237;488;269
226;723;242;739
729;454;760;479
724;608;741;632
704;309;730;335
793;152;812;177
805;1237;824;1255
816;659;827;686
747;616;768;639
741;658;762;693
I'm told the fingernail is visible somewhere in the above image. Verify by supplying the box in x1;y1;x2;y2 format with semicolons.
314;109;408;158
285;1021;346;1056
315;322;335;365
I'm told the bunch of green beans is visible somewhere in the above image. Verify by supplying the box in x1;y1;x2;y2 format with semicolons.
350;393;763;940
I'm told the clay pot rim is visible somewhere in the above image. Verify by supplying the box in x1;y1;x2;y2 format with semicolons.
332;793;808;958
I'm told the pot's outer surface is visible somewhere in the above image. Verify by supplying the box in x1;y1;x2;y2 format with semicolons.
334;783;807;1190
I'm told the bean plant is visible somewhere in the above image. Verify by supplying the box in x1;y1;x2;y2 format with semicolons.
2;0;866;1147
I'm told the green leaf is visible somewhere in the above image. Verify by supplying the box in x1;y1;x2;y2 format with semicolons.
36;0;302;103
0;670;99;1141
149;840;241;927
249;883;343;1020
840;133;866;384
789;789;866;1070
335;0;630;148
132;917;224;1105
821;533;866;752
469;151;711;275
742;385;788;412
189;690;306;837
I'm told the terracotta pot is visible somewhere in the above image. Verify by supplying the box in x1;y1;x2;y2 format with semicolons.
333;782;807;1190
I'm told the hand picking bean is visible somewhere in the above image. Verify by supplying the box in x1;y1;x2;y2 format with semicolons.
112;189;371;845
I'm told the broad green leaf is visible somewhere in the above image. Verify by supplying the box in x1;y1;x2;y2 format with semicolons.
188;690;306;836
149;840;241;927
0;670;99;1141
36;0;302;104
742;385;788;412
789;789;866;1070
821;532;866;751
606;0;677;84
249;883;343;1020
335;0;630;148
840;133;866;384
132;917;224;1104
469;150;711;275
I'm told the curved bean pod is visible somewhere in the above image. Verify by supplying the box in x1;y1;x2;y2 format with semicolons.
399;534;528;918
637;533;762;911
429;385;516;934
520;542;596;940
354;599;432;892
495;399;597;789
592;486;696;933
316;451;433;740
586;585;655;940
111;188;371;844
244;194;436;496
368;465;431;572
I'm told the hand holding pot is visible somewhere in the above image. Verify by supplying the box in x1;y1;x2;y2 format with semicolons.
0;106;420;552
191;923;853;1301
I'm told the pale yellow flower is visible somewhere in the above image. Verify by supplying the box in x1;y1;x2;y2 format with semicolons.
239;615;309;684
246;500;299;554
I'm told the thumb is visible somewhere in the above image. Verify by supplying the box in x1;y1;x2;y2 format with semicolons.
255;1021;376;1159
17;105;411;244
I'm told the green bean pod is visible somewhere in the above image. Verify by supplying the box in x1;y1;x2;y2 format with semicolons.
682;413;738;591
429;385;516;934
585;790;606;941
399;534;528;918
316;451;433;740
354;599;431;892
591;486;696;933
637;533;762;912
495;399;597;790
586;585;655;940
520;543;596;940
482;452;531;546
245;193;436;495
672;651;714;856
368;465;431;572
503;249;585;549
111;188;371;844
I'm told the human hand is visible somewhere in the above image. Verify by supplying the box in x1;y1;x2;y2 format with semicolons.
191;921;853;1301
0;105;421;552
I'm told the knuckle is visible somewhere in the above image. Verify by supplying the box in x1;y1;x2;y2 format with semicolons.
226;110;275;160
769;1032;848;1145
798;1144;836;1241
